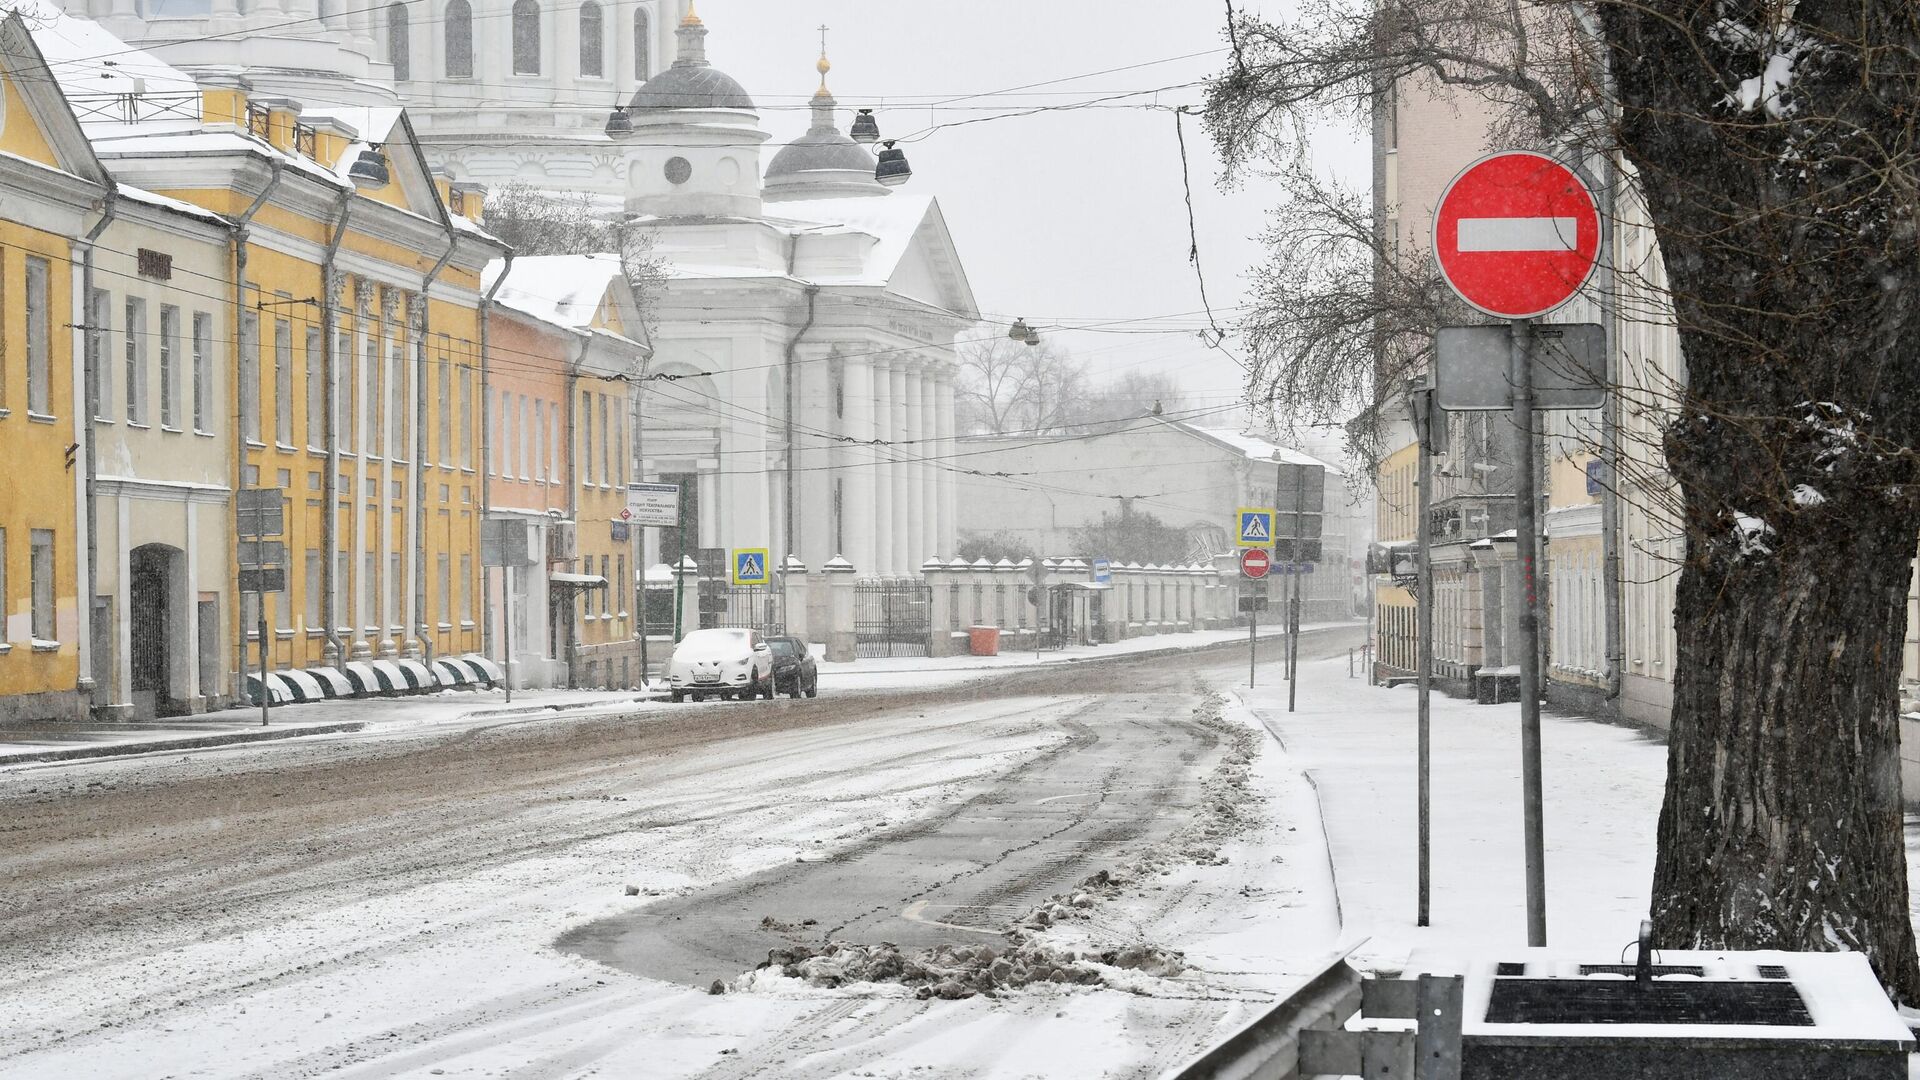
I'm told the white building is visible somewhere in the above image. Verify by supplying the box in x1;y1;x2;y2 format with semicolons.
623;12;975;578
72;0;680;209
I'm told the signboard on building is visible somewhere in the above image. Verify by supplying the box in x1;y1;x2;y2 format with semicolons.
1092;558;1112;584
731;548;771;586
236;487;283;539
625;482;681;528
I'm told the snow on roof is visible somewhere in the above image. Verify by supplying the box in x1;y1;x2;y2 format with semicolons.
1184;424;1343;475
483;254;626;332
767;192;935;285
14;0;200;104
117;183;229;226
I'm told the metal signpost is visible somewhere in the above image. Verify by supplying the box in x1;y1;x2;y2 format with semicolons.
1238;511;1275;686
1434;149;1602;947
1408;377;1439;928
626;482;679;686
1273;459;1325;713
236;488;285;727
481;518;533;704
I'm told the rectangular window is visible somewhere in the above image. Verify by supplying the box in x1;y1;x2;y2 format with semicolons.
88;289;110;420
30;529;54;643
365;333;382;457
582;392;594;486
601;555;611;617
159;305;180;428
306;327;324;449
599;395;610;486
193;312;213;433
239;309;259;440
548;399;560;481
460;553;474;622
486;388;499;476
305;549;323;628
124;297;149;425
363;551;377;631
275;316;294;445
337;329;355;452
458;366;474;469
437;343;452;465
615;403;626;486
519;395;531;479
615;554;626;616
389;340;406;458
0;528;6;642
25;257;50;416
534;400;547;482
276;576;291;633
437;551;450;625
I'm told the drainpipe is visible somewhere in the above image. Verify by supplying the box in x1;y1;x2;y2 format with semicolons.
319;186;352;672
76;183;119;706
565;331;592;689
415;224;457;666
781;227;826;565
479;252;513;665
231;158;285;701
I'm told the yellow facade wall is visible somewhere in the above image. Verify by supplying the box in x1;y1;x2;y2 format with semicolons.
0;72;60;167
0;223;82;709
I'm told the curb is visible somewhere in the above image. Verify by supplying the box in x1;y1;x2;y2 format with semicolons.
0;720;369;767
458;695;656;720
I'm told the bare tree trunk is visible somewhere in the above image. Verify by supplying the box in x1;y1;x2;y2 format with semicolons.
1655;418;1920;998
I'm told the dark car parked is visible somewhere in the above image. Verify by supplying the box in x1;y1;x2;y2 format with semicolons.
766;635;818;698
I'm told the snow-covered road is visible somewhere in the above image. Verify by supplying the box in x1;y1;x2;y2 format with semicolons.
0;628;1362;1079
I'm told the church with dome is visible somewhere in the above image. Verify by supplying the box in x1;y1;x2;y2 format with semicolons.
75;0;978;577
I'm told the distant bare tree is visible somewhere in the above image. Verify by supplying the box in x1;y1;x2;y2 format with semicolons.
482;181;617;256
1080;371;1189;426
953;335;1091;436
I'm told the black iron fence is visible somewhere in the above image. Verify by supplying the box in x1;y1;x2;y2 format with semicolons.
856;578;932;657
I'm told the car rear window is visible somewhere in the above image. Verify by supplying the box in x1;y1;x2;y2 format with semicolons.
769;639;800;656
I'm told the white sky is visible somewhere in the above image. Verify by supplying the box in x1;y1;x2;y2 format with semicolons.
703;0;1369;421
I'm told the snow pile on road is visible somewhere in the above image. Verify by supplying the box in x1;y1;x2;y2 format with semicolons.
740;688;1258;1001
747;937;1185;1000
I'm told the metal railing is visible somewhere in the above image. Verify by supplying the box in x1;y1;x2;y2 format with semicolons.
66;90;200;125
1163;950;1462;1080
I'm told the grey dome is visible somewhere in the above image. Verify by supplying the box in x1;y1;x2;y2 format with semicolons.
627;63;753;112
767;128;876;178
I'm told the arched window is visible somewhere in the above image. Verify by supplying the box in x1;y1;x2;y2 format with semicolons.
444;0;472;78
578;0;603;78
633;10;650;80
386;3;410;81
511;0;540;76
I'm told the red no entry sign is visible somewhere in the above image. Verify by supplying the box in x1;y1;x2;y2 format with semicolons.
1240;548;1271;579
1434;150;1601;320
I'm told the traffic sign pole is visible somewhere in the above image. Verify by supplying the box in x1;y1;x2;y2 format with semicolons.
1514;318;1547;947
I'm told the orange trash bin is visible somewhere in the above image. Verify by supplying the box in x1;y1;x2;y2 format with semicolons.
968;626;1001;656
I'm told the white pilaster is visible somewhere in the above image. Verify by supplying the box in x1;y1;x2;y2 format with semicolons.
917;367;937;560
116;496;133;706
184;506;200;700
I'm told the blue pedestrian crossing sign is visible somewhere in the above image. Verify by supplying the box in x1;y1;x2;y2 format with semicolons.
732;548;772;586
1236;507;1276;548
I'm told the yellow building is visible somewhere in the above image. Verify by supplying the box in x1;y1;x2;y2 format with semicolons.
36;12;507;695
0;15;111;721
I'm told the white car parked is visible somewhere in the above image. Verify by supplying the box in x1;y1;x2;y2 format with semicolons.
666;628;775;703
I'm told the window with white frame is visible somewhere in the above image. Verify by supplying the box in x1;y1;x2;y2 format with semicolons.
159;305;180;429
25;257;49;416
579;0;603;76
275;316;293;445
306;327;324;449
88;289;110;420
511;0;540;75
238;309;259;440
459;365;473;468
193;312;213;432
445;0;473;77
126;297;150;425
437;341;452;465
30;529;54;644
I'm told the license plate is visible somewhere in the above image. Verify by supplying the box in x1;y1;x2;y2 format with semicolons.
694;674;719;684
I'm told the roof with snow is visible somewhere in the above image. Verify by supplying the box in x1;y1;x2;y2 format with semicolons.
1180;424;1343;475
483;254;628;330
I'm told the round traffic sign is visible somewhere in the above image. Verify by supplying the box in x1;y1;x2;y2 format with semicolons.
1433;150;1600;320
1240;548;1271;579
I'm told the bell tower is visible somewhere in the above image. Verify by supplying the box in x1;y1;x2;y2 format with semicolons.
613;4;769;219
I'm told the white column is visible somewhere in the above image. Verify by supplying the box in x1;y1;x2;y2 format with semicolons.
934;366;957;556
872;357;895;576
116;496;133;706
843;358;878;573
905;368;927;569
889;363;910;576
917;367;938;560
184;505;200;700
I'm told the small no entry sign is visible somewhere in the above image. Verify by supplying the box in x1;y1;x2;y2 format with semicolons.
1434;151;1601;320
1241;548;1272;579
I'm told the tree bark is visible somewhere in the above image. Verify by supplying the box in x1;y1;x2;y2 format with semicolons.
1602;0;1920;1000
